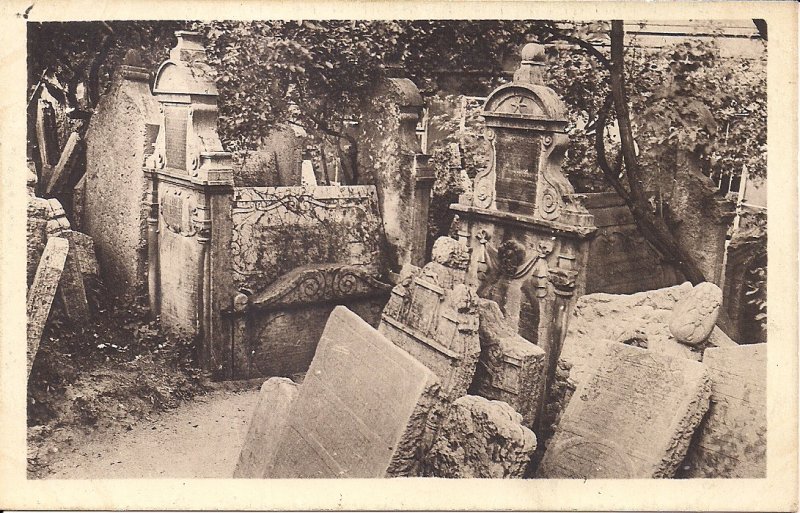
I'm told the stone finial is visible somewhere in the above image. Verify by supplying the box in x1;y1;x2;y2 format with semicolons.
514;43;546;84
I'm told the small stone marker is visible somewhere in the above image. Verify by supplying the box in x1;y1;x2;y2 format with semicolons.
537;343;712;478
379;266;480;401
683;343;766;477
471;298;546;429
669;281;723;346
263;306;443;478
27;237;69;377
234;377;299;478
423;395;536;478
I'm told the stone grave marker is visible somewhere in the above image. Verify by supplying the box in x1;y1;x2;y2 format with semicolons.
27;237;69;377
537;342;712;478
683;343;766;478
379;265;480;401
423;395;536;478
234;377;299;478
263;306;443;478
56;237;90;321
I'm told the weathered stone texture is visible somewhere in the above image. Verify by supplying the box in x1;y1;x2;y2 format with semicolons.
423;395;536;478
83;63;159;298
561;282;698;387
537;343;711;478
27;237;69;377
683;344;766;478
27;196;50;287
234;377;299;478
470;298;546;429
235;124;303;186
263;306;444;478
669;282;723;346
379;267;480;401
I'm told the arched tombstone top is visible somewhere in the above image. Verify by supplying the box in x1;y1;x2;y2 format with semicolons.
385;78;423;108
153;31;217;97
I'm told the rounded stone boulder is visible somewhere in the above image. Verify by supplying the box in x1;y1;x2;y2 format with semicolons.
669;282;723;346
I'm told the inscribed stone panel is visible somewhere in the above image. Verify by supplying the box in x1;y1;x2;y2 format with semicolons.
682;343;766;478
27;237;69;377
264;306;442;478
537;343;711;478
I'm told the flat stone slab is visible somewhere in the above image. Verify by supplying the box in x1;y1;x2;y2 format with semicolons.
263;306;443;478
537;343;711;478
683;343;766;477
233;377;299;478
27;236;69;377
423;395;536;478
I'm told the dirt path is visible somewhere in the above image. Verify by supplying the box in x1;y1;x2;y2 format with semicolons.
45;389;261;479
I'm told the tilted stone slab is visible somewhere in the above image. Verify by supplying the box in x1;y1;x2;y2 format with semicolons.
27;236;69;377
56;236;90;322
471;298;546;429
379;266;480;401
423;395;536;478
537;343;712;478
264;306;443;478
234;377;299;478
683;343;766;477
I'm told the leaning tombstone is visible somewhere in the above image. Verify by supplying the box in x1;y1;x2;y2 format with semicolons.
234;377;299;478
682;343;766;478
27;237;69;377
422;395;536;478
537;342;712;478
263;306;444;478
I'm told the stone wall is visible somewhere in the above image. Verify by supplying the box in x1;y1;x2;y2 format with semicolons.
83;63;160;299
584;192;682;294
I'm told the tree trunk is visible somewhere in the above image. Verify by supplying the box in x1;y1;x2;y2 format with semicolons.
609;20;707;285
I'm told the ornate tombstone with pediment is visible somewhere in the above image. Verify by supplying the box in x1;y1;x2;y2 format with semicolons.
451;43;597;432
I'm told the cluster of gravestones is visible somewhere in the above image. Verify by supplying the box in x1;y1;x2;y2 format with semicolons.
232;236;766;479
26;166;100;378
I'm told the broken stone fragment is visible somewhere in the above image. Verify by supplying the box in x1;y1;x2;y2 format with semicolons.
234;377;299;478
669;281;723;346
422;395;536;478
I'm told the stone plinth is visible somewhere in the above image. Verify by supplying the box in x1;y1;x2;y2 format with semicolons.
537;343;711;478
263;306;444;478
682;344;766;478
423;395;536;478
234;377;299;478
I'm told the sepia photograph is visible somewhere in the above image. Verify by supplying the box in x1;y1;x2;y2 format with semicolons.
1;1;797;511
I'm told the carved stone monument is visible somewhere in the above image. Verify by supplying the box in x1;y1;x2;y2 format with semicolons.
682;343;766;477
263;306;444;478
27;237;69;377
450;43;596;434
537;343;712;478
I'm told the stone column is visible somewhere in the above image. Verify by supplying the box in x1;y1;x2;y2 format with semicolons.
148;31;234;370
357;78;433;273
450;43;596;432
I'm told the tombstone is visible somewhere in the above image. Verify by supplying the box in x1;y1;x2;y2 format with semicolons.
378;264;480;401
422;395;536;478
451;43;596;438
537;343;712;478
263;306;444;478
682;344;766;477
235;124;303;186
357;77;434;272
470;298;546;429
669;282;723;346
234;377;299;478
27;195;50;287
84;49;162;299
27;237;69;377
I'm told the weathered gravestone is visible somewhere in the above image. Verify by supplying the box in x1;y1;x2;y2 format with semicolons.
537;343;712;478
471;298;546;429
379;264;480;401
234;377;299;478
263;306;444;478
669;281;723;347
423;395;536;478
682;343;766;478
27;237;69;377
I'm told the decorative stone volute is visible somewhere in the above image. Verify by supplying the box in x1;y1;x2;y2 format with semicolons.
150;31;232;185
475;43;591;229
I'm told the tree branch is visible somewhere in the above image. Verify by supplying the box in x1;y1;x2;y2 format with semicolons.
542;31;611;71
